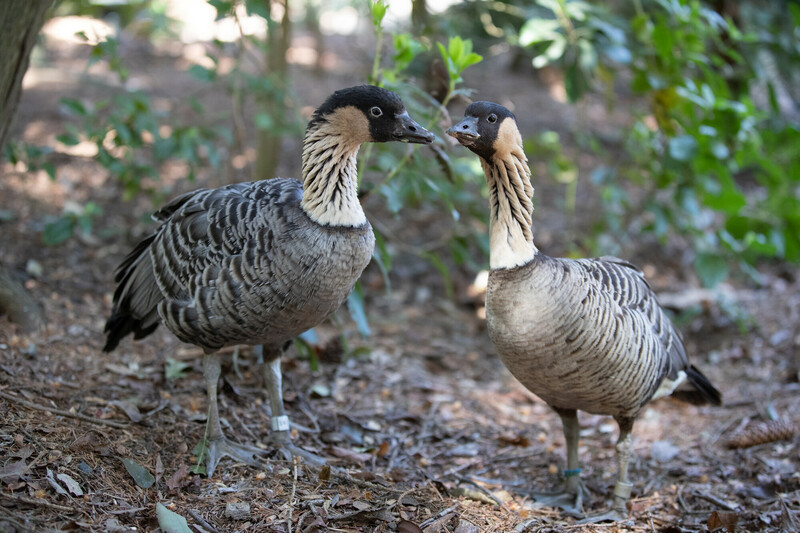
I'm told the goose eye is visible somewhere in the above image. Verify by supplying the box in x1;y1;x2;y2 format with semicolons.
487;114;498;123
370;106;383;117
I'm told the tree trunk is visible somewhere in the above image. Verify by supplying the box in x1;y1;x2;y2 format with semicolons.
0;0;52;150
253;0;290;181
0;0;52;332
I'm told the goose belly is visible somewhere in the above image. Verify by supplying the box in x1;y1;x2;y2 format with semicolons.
486;273;661;417
160;226;374;351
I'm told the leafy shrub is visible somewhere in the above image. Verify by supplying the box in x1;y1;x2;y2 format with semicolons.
7;30;225;245
515;0;800;286
361;2;488;296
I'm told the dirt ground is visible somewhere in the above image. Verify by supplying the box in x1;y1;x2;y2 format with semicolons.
1;13;799;533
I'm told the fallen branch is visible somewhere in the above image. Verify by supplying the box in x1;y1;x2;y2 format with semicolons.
189;509;220;533
0;492;75;513
0;390;127;429
692;490;739;511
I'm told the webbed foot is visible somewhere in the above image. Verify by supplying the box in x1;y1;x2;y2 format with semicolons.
530;488;585;518
205;437;265;477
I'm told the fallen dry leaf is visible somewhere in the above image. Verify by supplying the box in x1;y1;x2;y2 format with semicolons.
0;459;27;485
167;464;190;491
56;472;83;496
708;510;738;533
329;445;372;464
398;519;424;533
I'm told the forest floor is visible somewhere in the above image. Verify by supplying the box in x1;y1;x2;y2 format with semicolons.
1;13;799;533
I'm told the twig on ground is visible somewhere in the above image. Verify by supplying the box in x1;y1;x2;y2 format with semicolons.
107;507;147;515
0;492;76;513
219;395;259;442
0;510;31;532
287;457;299;533
692;490;739;511
189;509;220;533
330;467;394;492
419;503;458;529
0;389;127;429
453;476;506;507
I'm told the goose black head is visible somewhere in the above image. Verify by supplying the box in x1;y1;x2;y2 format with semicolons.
446;101;518;162
310;85;435;145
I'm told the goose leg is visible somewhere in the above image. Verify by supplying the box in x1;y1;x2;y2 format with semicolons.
261;345;325;465
202;353;264;477
577;417;634;523
531;409;588;518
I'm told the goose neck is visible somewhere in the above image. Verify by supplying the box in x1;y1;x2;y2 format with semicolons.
300;124;366;227
483;151;537;270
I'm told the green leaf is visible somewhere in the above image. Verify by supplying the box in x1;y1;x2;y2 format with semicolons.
255;113;273;130
191;438;208;475
519;17;561;46
165;358;191;381
56;133;80;146
60;98;88;117
652;23;674;60
668;135;698;161
743;231;777;257
695;252;729;288
187;64;216;82
711;141;729;159
422;252;453;299
347;287;370;337
371;1;387;27
43;217;75;246
604;44;631;64
42;162;57;181
120;458;155;489
155;503;193;533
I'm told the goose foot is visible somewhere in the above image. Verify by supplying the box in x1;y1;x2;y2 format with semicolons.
270;426;325;466
576;507;628;524
205;437;265;477
530;489;585;518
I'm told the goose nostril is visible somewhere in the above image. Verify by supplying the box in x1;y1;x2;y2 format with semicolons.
408;125;416;132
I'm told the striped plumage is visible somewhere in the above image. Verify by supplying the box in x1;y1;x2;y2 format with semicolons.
448;102;720;521
105;179;374;353
104;86;434;476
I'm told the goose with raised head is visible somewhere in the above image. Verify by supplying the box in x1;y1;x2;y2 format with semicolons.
447;102;720;521
104;85;435;476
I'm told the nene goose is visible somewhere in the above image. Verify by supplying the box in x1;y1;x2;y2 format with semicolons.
104;85;434;476
447;102;721;522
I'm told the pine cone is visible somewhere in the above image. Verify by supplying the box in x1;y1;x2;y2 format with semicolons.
726;419;796;449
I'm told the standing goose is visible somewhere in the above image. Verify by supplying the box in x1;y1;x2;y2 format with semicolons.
447;102;720;521
104;85;434;476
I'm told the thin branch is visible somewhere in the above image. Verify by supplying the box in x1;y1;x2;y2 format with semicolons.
0;492;76;513
0;390;127;429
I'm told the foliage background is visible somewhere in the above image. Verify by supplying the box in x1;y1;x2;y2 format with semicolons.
6;0;800;293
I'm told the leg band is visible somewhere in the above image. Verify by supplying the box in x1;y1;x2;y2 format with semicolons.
614;481;633;500
563;468;581;477
271;415;290;432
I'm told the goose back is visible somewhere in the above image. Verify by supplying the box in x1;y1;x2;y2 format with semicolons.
105;177;374;353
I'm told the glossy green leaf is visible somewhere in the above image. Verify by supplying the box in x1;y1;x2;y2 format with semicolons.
155;503;193;533
347;287;370;337
668;135;698;161
43;217;75;246
695;252;729;288
120;458;155;489
519;18;561;46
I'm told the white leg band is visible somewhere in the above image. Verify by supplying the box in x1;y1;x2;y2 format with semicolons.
271;415;290;432
614;481;633;500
